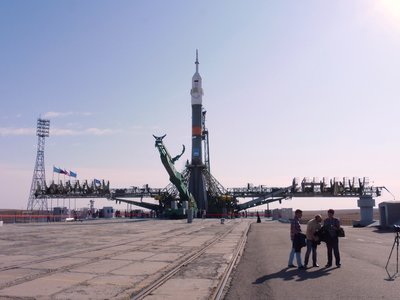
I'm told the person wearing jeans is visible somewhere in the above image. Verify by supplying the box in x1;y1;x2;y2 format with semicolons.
288;209;305;269
304;214;322;268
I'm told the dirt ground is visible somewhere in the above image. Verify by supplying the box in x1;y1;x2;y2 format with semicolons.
301;209;379;226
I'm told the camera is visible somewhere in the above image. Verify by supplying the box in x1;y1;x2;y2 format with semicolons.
393;225;400;232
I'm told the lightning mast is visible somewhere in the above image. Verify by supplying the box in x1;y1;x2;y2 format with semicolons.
27;118;50;212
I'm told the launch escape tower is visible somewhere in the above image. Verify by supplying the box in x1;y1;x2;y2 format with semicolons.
27;118;50;211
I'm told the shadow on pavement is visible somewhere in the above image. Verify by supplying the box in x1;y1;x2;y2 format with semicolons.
372;227;397;234
253;267;332;284
296;267;332;281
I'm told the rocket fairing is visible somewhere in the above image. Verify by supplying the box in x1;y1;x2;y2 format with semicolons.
190;50;204;165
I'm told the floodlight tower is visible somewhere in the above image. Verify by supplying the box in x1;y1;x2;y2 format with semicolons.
27;118;50;212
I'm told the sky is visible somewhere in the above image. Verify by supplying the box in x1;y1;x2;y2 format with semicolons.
1;0;399;212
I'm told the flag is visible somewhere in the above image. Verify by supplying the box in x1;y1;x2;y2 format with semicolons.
53;166;61;173
94;179;101;185
59;169;68;175
69;171;77;178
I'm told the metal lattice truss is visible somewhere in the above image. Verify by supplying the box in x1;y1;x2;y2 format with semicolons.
161;167;229;200
27;119;50;211
35;179;111;198
35;175;387;212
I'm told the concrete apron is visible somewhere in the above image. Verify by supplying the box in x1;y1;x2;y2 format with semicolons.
0;218;251;299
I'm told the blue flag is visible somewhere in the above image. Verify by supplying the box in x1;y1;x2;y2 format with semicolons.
94;179;101;185
53;166;61;173
69;171;77;178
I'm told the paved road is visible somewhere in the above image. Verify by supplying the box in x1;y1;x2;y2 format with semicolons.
225;221;399;300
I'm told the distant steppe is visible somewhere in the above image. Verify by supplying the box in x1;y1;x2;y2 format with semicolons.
0;208;380;226
301;209;380;226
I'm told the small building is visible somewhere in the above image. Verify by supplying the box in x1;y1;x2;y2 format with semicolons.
102;206;114;218
272;208;293;221
379;201;400;228
53;207;68;215
53;207;68;222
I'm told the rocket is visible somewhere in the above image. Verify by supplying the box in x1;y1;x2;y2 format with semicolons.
190;49;204;165
188;50;208;211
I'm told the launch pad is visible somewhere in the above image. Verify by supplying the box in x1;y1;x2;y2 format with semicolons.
31;51;388;223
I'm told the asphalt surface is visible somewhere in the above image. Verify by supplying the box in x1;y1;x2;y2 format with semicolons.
224;221;400;300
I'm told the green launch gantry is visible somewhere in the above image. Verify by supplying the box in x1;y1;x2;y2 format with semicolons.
153;135;197;211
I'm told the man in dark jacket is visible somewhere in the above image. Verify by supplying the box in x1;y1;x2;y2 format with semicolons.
324;209;341;268
288;209;305;269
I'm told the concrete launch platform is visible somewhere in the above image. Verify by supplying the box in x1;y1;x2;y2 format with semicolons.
1;218;399;299
0;218;250;299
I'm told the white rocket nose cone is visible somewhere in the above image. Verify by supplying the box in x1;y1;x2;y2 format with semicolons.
191;51;203;105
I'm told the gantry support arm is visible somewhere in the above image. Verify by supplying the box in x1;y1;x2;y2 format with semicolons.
153;135;197;209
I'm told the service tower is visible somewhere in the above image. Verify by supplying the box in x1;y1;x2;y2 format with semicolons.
188;50;208;211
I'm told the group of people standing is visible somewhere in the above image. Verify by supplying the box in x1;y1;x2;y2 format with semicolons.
288;209;341;269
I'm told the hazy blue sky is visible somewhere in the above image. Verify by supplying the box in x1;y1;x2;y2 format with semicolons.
1;0;399;211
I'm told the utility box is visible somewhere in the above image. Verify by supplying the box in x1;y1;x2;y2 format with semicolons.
379;201;400;228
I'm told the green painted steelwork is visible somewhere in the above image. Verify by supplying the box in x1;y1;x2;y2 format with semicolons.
153;135;197;209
